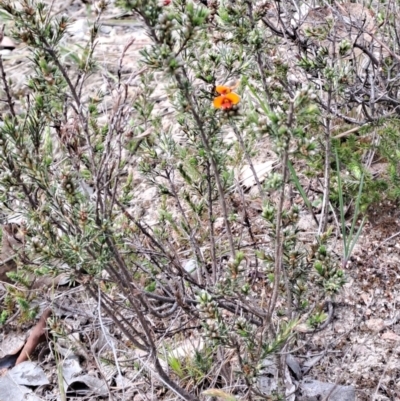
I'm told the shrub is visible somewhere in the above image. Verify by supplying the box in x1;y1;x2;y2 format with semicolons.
1;0;400;399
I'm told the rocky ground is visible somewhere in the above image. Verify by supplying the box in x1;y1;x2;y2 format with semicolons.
1;1;400;400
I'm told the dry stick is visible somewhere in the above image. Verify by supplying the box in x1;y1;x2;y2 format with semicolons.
132;303;199;401
381;230;400;245
0;253;17;267
145;290;262;326
86;284;149;352
333;124;367;139
319;87;332;235
236;182;259;271
332;107;400;140
103;236;199;401
0;56;16;118
317;99;366;125
102;235;167;316
206;161;218;284
16;308;52;365
117;37;136;88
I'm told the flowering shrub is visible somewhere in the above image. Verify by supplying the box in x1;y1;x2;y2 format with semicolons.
0;0;399;399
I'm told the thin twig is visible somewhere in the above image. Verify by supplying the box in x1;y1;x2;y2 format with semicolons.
319;87;332;235
0;56;16;117
266;101;294;324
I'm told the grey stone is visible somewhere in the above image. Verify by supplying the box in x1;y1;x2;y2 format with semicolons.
298;379;356;401
9;361;49;386
286;354;302;380
0;374;43;401
257;358;278;395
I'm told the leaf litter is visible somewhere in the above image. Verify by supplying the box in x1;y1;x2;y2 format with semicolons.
0;1;400;400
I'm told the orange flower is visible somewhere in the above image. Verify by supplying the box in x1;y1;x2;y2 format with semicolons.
213;84;240;110
215;85;235;95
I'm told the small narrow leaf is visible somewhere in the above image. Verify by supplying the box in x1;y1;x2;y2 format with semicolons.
202;389;237;401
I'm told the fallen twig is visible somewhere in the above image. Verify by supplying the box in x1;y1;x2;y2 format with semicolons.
16;308;52;365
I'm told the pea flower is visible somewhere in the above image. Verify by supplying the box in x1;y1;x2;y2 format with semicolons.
213;83;240;110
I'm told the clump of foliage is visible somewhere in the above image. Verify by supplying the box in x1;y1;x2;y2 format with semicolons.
0;0;400;399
